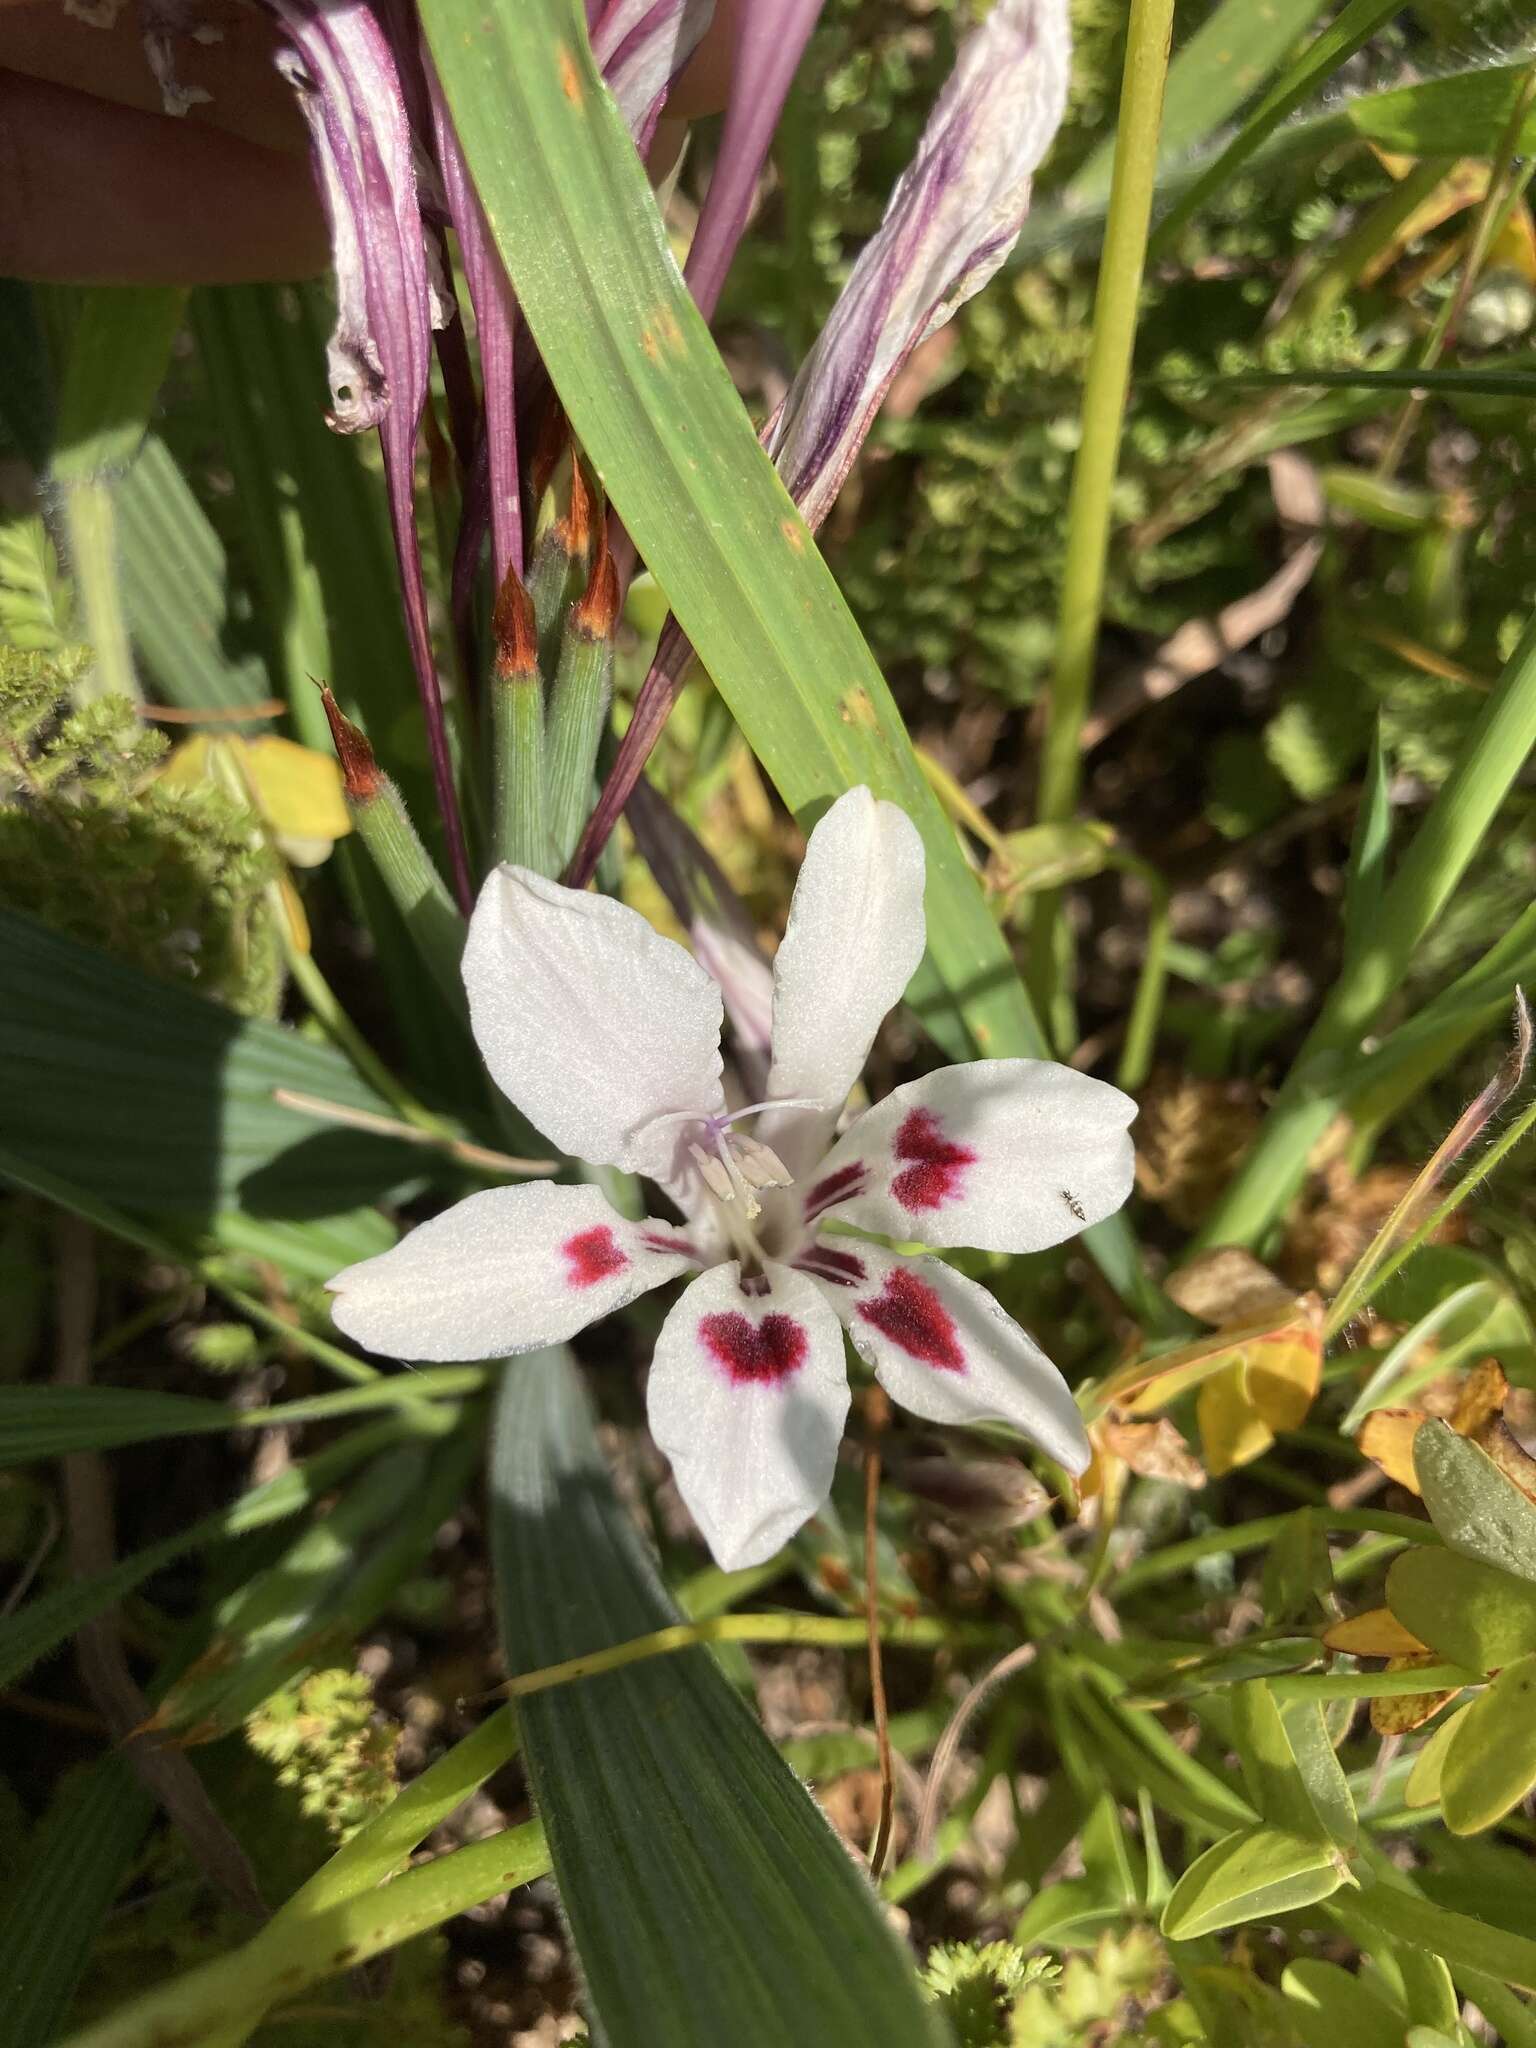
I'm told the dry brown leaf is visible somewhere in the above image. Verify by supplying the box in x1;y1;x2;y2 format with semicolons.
1163;1247;1295;1329
1101;1416;1207;1490
1323;1608;1430;1658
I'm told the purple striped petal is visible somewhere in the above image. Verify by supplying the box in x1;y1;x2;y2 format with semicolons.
763;0;1071;533
592;0;715;146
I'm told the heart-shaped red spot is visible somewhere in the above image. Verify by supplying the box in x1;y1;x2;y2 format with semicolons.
562;1226;628;1288
891;1108;976;1213
700;1310;808;1386
858;1267;965;1373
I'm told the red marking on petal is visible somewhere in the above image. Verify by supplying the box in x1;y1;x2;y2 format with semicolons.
794;1246;868;1289
700;1311;807;1386
803;1162;867;1222
562;1225;629;1288
857;1267;965;1374
891;1107;976;1213
641;1231;698;1260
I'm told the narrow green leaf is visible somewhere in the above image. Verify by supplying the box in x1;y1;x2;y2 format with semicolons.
115;435;272;722
0;1419;404;1692
1346;1884;1536;1994
1148;0;1404;256
56;1821;550;2048
0;909;423;1219
545;615;614;868
1342;721;1391;950
1415;1418;1536;1584
0;1759;152;2048
1386;1545;1536;1673
1070;0;1329;206
489;1349;944;2047
1349;61;1536;159
421;0;1040;1078
1232;1679;1334;1842
1160;1824;1350;1940
51;286;183;483
1280;1696;1357;1848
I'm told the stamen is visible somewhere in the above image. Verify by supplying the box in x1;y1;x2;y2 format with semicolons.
713;1127;762;1220
735;1137;793;1190
689;1141;735;1204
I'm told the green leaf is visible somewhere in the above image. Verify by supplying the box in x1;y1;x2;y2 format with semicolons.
1147;0;1403;256
0;1419;404;1692
1070;0;1331;207
1348;60;1536;159
0;909;423;1222
1232;1679;1350;1844
1279;1697;1357;1848
1414;1419;1536;1584
0;1759;152;2048
1404;1703;1470;1810
1346;1884;1536;1995
55;1821;551;2048
1441;1650;1536;1835
1386;1546;1536;1673
152;1438;480;1739
489;1349;944;2047
51;286;183;483
1280;1958;1405;2048
420;4;1048;1081
115;435;273;723
1160;1824;1351;1940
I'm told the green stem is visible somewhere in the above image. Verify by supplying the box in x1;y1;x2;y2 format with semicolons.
1113;1508;1437;1593
62;482;138;703
1267;1663;1478;1700
492;666;549;870
352;778;467;1011
1113;854;1170;1093
1028;0;1175;1040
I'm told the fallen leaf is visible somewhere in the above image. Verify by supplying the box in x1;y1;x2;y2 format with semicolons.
1198;1366;1274;1480
1323;1608;1430;1658
1164;1247;1294;1328
1359;1408;1428;1493
1101;1416;1206;1489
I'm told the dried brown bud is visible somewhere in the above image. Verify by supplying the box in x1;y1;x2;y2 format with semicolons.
561;454;592;563
572;528;619;640
492;564;539;681
317;683;384;803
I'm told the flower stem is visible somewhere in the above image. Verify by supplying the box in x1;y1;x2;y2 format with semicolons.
1028;0;1175;1042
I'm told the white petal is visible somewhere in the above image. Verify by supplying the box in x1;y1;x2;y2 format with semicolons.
761;787;926;1173
647;1260;850;1570
802;1060;1135;1253
802;1242;1088;1472
328;1183;699;1362
462;866;725;1179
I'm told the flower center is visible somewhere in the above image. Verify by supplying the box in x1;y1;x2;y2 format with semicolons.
641;1096;822;1238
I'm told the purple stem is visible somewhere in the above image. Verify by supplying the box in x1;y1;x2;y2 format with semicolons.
684;0;825;322
429;58;523;587
565;618;693;888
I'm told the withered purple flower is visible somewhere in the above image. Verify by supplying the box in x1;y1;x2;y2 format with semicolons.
763;0;1072;533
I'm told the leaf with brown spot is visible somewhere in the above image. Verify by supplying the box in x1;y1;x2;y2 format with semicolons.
1370;1653;1460;1735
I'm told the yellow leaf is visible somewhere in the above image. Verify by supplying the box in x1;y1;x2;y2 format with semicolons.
157;733;217;793
1245;1305;1323;1433
1358;1408;1428;1494
1197;1365;1273;1479
1322;1608;1429;1658
1451;1360;1508;1436
275;873;311;954
243;735;351;859
1490;199;1536;285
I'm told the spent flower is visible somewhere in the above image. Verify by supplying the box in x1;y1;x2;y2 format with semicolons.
330;789;1134;1567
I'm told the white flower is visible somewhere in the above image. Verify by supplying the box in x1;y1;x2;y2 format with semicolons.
328;789;1136;1569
